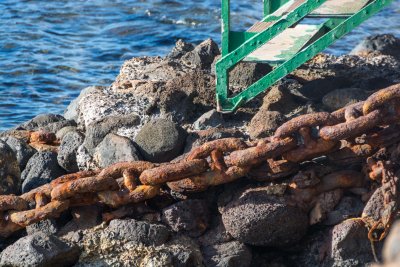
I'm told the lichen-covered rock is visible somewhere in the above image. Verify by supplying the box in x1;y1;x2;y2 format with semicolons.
64;86;102;122
93;133;141;168
0;232;80;267
19;113;66;131
1;136;36;170
202;241;252;267
21;151;66;193
135;119;187;163
0;140;21;194
83;113;141;154
248;110;286;139
57;131;84;172
323;219;378;267
221;186;308;247
162;199;209;237
322;88;369;111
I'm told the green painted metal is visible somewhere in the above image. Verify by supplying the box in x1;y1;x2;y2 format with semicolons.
216;0;395;112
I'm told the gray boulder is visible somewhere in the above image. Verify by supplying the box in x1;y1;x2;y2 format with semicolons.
202;241;252;267
181;39;220;70
64;86;101;121
322;88;369;111
26;219;59;236
0;232;80;267
57;131;85;172
40;120;76;134
20;114;65;131
0;140;21;194
350;34;400;58
193;110;224;130
93;133;141;168
167;39;195;59
105;219;170;246
162;199;209;237
55;126;78;140
1;136;36;170
83;113;140;154
135;119;187;163
22;151;66;193
221;186;308;247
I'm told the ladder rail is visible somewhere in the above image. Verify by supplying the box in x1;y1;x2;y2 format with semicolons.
216;0;395;112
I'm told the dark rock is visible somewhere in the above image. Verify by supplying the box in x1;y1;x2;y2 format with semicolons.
135;119;187;163
26;219;59;236
55;126;78;140
1;136;36;170
323;219;378;266
193;109;224;130
198;219;233;247
58;206;101;235
0;140;21;194
184;128;245;153
105;219;170;246
64;86;101;121
230;62;272;88
21;151;66;193
362;187;385;223
322;88;369;111
0;232;80;267
167;235;204;267
324;196;364;226
383;220;400;264
40;120;77;134
93;133;141;168
181;39;220;70
20;114;66;131
248;110;286;139
202;241;252;267
162;199;209;237
168;39;195;59
298;77;353;101
261;83;300;115
350;34;400;58
221;187;308;247
57;131;84;172
83;113;140;154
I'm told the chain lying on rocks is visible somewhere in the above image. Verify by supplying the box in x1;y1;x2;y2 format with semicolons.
1;84;400;239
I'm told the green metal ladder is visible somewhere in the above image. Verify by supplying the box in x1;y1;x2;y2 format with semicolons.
215;0;395;112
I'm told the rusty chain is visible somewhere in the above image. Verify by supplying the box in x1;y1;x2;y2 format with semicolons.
1;84;400;239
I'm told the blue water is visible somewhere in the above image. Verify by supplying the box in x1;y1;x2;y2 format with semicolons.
0;0;399;130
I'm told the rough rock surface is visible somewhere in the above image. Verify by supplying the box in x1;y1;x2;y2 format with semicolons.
19;114;66;131
181;38;220;70
202;241;252;267
322;88;369;111
248;110;286;139
324;196;364;226
221;187;308;247
40;119;77;134
229;62;272;89
21;151;66;193
162;199;209;237
57;131;84;172
0;232;80;267
0;140;21;194
83;113;141;154
55;126;78;140
64;86;102;121
1;136;35;171
351;34;400;59
135;119;187;163
93;133;141;168
193;109;224;130
383;220;400;265
26;219;59;236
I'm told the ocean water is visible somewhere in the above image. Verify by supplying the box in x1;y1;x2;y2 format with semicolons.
0;0;399;130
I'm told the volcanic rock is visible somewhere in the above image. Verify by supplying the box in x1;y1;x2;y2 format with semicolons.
93;133;141;168
26;219;59;236
135;119;186;163
202;241;252;267
351;34;400;59
221;186;308;247
162;199;209;237
193;109;224;130
21;151;66;193
20;114;66;131
57;131;84;172
64;86;102;122
322;88;369;111
1;136;36;170
248;110;286;139
181;38;220;70
0;140;21;194
0;232;80;267
55;126;78;140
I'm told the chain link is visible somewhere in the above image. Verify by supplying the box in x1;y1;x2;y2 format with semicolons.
1;84;400;238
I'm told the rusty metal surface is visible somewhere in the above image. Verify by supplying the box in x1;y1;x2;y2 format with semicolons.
1;84;400;238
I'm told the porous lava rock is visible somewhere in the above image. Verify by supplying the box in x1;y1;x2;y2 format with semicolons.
202;241;252;267
21;151;66;193
248;110;286;139
0;232;80;267
1;136;35;171
322;88;369;111
0;140;21;194
351;34;400;59
19;113;66;131
221;186;308;247
57;131;84;172
162;199;209;237
135;119;186;163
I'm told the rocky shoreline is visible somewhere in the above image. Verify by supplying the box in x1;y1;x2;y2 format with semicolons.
0;34;400;266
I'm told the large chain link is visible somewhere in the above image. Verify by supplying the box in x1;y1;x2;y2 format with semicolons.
1;84;400;238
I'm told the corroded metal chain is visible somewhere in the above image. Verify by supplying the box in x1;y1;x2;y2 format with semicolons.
1;84;400;238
